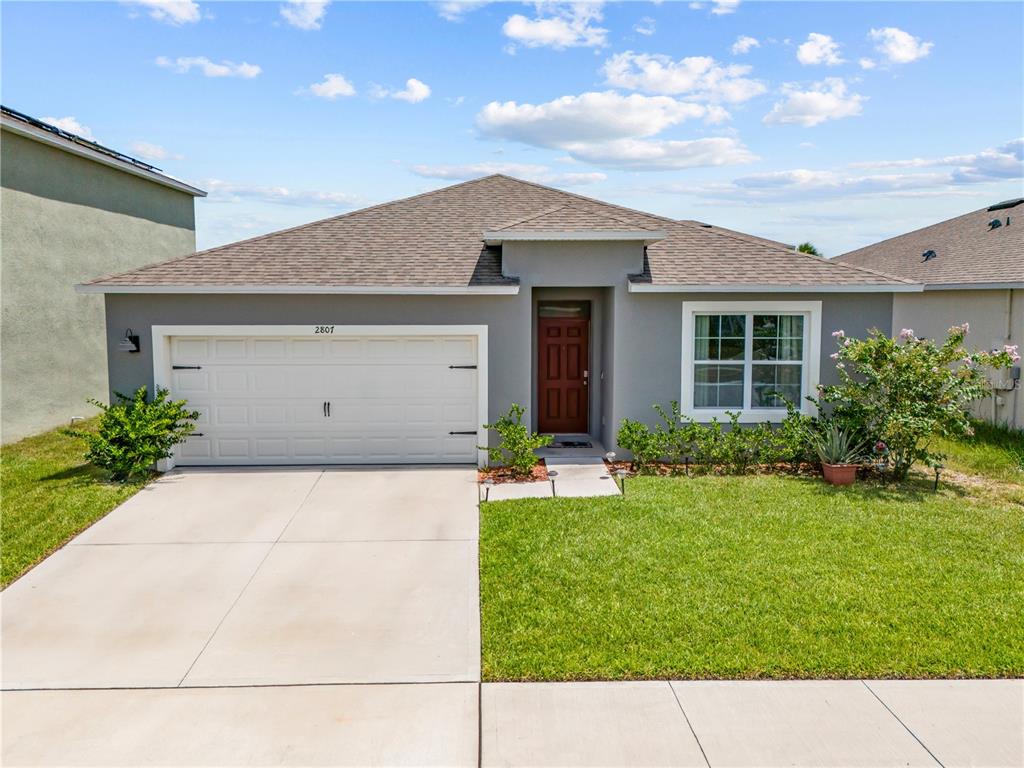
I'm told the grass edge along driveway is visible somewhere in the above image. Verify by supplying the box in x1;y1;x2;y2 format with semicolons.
1;420;144;588
480;474;1024;681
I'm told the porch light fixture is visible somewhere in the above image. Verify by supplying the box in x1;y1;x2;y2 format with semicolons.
118;328;140;353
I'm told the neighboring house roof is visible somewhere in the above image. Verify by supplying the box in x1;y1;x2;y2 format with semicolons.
835;200;1024;289
79;174;916;294
1;105;206;198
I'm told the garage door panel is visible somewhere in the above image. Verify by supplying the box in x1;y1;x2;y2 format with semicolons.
169;333;479;465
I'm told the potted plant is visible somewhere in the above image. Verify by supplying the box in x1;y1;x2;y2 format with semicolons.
811;425;865;486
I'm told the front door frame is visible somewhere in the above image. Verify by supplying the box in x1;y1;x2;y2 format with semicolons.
536;305;591;435
151;324;489;470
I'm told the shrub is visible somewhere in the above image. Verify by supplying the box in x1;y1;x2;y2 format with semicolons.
617;418;665;472
810;424;865;465
818;325;1018;480
483;403;552;477
67;387;199;481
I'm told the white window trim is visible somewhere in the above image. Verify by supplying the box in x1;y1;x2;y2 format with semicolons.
681;301;821;422
151;324;489;470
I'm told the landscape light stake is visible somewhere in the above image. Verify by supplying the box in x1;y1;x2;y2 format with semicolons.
616;468;628;496
684;457;691;476
548;470;558;498
933;465;943;492
481;477;493;503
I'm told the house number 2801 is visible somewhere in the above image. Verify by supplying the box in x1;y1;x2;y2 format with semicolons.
314;325;335;334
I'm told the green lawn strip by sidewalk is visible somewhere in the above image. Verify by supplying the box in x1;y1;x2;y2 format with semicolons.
1;420;144;587
480;474;1024;681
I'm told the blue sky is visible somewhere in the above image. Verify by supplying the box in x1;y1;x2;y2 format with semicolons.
3;0;1022;255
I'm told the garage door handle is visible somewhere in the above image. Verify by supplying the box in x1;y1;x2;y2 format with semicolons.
449;431;476;435
449;365;477;369
172;365;202;370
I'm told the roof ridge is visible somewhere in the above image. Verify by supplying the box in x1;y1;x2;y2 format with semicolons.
82;174;510;286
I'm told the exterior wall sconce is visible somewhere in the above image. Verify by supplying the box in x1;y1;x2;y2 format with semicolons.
118;328;140;353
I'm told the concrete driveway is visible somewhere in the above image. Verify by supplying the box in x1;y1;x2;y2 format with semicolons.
2;467;480;766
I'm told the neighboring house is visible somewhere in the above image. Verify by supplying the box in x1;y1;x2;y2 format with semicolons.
77;174;918;467
836;200;1023;428
1;107;206;442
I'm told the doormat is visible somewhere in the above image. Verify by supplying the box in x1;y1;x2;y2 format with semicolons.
553;440;592;448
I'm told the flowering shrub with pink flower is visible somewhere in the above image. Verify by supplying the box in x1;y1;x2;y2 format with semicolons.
817;325;1018;480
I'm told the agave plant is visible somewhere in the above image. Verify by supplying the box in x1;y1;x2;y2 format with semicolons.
810;424;865;466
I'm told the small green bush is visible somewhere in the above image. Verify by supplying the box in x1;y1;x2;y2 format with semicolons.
483;403;552;476
67;387;199;481
617;418;665;472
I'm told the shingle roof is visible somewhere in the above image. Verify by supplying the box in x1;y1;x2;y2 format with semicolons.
495;204;662;232
82;174;914;291
835;200;1024;286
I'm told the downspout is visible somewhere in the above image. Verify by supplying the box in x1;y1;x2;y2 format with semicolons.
1009;288;1019;429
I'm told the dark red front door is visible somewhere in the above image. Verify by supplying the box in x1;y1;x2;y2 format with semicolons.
538;317;589;434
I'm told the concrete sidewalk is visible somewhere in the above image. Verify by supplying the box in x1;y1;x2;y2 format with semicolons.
482;679;1023;768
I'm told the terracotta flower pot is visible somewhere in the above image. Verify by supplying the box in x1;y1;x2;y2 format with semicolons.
822;463;859;486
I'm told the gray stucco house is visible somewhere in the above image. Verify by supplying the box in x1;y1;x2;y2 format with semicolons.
836;198;1023;428
78;174;918;467
1;107;206;442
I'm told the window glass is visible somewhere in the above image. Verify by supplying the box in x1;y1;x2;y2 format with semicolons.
691;311;807;412
694;314;746;408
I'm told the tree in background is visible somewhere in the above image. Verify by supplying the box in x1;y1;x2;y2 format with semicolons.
797;242;821;256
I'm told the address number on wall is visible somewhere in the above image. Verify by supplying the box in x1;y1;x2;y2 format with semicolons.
313;325;335;334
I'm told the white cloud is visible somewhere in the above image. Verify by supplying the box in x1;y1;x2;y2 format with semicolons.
372;78;432;103
41;116;95;141
763;78;865;127
126;0;200;25
301;73;356;99
410;162;606;186
603;51;766;103
796;32;844;66
850;138;1023;183
634;16;656;36
859;58;876;70
156;56;261;78
204;179;359;207
563;137;757;170
731;35;759;55
130;141;183;161
476;91;753;170
280;0;328;30
478;91;721;146
434;1;491;22
447;95;466;106
503;3;607;51
869;27;933;64
690;0;740;15
684;139;1023;204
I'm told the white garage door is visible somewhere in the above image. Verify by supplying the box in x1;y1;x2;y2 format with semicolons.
167;333;479;465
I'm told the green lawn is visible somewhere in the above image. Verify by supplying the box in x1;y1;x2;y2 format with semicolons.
933;420;1024;484
1;420;145;587
480;473;1024;681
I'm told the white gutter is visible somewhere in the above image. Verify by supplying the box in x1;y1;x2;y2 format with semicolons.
922;282;1024;291
484;230;666;246
628;282;923;293
2;117;207;197
75;283;520;295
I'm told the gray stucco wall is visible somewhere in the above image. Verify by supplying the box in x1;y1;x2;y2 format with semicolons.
608;289;894;438
104;279;893;459
1;130;197;442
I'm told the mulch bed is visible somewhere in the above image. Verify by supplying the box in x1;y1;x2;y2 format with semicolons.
479;461;549;484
